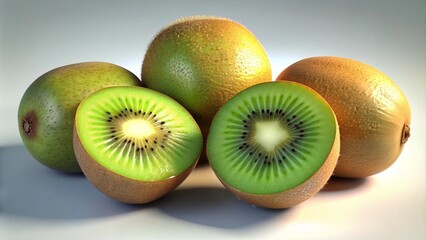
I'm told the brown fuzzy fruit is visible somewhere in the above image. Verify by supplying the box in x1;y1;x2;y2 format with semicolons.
277;56;411;178
141;16;272;137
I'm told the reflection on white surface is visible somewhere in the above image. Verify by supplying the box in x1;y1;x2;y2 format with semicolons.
1;143;425;239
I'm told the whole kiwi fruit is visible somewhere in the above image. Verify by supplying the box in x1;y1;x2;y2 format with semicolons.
73;86;203;204
277;56;411;178
207;81;340;209
141;16;272;138
18;62;142;173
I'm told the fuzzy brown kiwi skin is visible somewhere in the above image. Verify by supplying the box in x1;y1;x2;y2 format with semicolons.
211;120;340;209
277;56;411;178
73;126;198;204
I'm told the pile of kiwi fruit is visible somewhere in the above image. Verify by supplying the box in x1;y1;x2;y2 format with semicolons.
18;16;411;208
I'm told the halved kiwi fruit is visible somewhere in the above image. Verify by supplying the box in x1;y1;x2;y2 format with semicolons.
73;86;203;204
207;81;340;209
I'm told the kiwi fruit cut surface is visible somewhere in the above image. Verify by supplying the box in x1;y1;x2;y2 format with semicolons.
73;86;203;204
18;62;142;173
207;81;340;208
277;56;411;178
142;16;272;139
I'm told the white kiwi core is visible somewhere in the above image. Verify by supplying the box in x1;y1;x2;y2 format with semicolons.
122;119;155;138
254;121;289;152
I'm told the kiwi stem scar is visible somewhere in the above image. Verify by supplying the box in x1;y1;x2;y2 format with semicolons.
401;124;410;144
22;111;37;138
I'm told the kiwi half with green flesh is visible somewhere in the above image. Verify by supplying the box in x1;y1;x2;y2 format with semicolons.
207;81;340;209
73;86;203;204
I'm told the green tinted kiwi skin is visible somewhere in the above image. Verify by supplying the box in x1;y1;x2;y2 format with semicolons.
18;62;141;173
206;81;340;208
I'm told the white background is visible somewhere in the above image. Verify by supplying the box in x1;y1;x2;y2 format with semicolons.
1;0;425;239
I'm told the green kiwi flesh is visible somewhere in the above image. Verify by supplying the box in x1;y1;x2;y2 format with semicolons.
207;81;340;208
73;86;203;203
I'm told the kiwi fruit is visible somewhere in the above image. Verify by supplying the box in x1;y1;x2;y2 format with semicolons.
73;86;203;204
18;62;142;173
141;16;272;138
277;56;411;178
207;81;340;209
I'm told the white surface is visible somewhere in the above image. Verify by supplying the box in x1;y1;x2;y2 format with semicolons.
1;0;425;239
